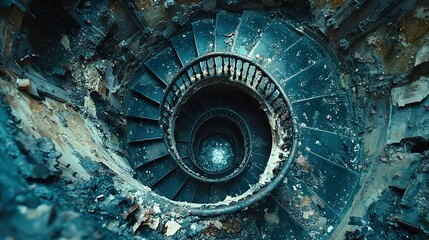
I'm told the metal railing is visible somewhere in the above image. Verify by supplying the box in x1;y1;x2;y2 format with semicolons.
157;52;298;215
160;53;293;154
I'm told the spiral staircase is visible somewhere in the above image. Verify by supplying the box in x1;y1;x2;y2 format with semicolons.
124;10;360;237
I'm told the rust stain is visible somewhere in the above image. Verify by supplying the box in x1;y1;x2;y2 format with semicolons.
2;7;26;59
299;196;312;207
400;17;429;44
143;4;169;28
311;0;345;10
135;0;153;11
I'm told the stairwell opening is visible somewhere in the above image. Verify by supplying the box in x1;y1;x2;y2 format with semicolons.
176;83;272;184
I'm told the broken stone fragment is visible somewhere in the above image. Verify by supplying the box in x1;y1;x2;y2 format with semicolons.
391;77;429;107
15;78;39;99
122;203;139;220
164;0;175;9
60;34;71;51
415;45;429;66
349;216;366;226
131;203;161;234
14;134;62;180
16;78;31;90
264;212;280;224
164;219;181;236
12;204;56;235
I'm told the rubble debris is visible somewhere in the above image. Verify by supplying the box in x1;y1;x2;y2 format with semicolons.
16;78;31;89
264;211;280;224
14;133;62;180
60;34;71;52
122;203;139;220
51;66;67;78
387;95;429;144
346;187;428;239
164;219;181;236
415;44;429;66
391;77;429;107
15;77;39;97
124;200;163;234
348;216;366;226
0;99;121;239
13;69;71;103
222;217;242;234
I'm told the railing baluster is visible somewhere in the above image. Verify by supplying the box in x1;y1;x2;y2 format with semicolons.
227;57;231;75
159;53;292;169
233;58;238;80
213;57;217;75
221;57;225;75
244;62;251;83
191;65;197;82
179;76;185;94
254;73;263;89
205;59;210;76
267;90;279;105
239;60;244;81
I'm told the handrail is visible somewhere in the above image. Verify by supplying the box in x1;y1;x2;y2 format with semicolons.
158;52;297;215
160;52;293;143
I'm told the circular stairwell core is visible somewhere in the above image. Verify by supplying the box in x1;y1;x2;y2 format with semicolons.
126;52;297;214
197;132;236;173
124;10;360;219
178;84;271;183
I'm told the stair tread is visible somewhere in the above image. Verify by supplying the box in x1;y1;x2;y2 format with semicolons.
171;31;198;66
131;77;165;104
153;168;189;199
237;105;273;136
232;11;271;56
191;93;273;151
299;127;359;171
243;221;264;239
292;94;353;136
176;142;190;158
175;112;196;129
228;178;245;197
265;36;325;82
130;140;169;169
250;194;309;239
137;155;177;187
182;102;204;122
127;120;163;143
174;128;191;143
241;165;260;185
282;60;340;102
249;18;301;59
210;183;229;203
274;177;341;224
215;11;241;52
193;183;211;203
249;152;270;171
125;93;159;121
174;179;198;202
299;147;359;213
192;19;215;56
145;45;182;84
